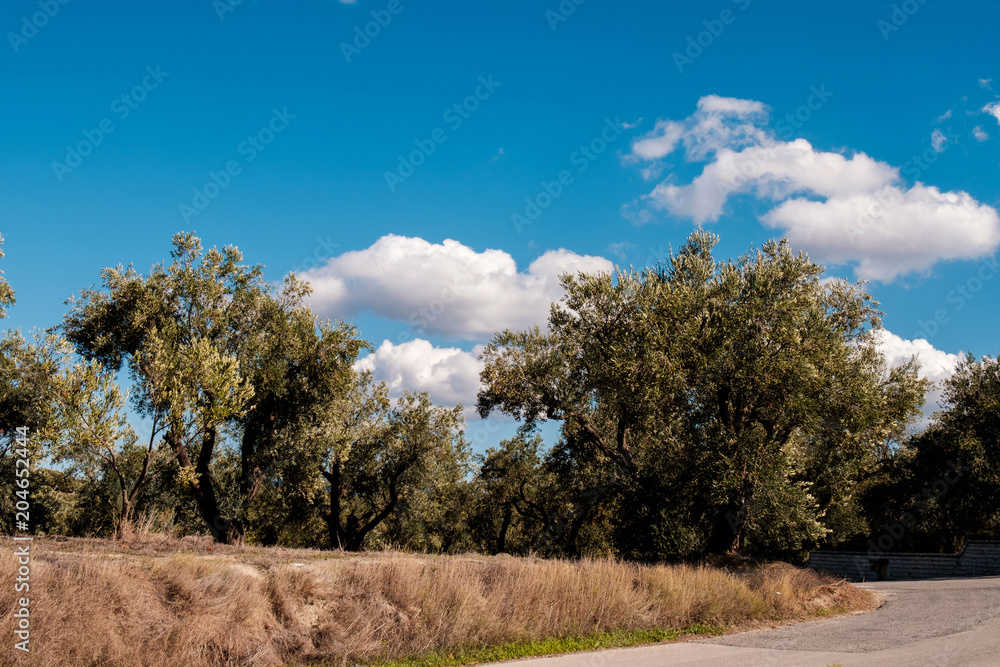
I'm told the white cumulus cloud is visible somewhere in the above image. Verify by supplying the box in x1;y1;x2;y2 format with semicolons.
762;184;1000;282
629;95;768;163
354;338;484;412
299;235;613;339
625;95;1000;282
930;128;948;152
354;331;961;430
875;329;963;421
984;101;1000;125
646;139;896;224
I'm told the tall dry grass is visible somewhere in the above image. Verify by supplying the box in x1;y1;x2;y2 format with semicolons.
0;536;874;667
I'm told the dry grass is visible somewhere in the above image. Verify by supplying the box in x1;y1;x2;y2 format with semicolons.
1;534;876;667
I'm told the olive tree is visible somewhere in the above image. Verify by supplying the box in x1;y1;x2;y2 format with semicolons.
61;233;362;542
478;230;928;557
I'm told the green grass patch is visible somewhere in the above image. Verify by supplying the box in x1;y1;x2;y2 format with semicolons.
352;623;726;667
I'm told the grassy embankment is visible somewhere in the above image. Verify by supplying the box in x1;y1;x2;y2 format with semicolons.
0;532;876;667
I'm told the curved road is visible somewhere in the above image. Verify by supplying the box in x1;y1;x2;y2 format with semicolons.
502;576;1000;666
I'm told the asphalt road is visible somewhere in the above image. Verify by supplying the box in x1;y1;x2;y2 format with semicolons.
501;576;1000;666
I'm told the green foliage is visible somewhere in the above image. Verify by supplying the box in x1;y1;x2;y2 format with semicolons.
327;385;470;551
0;233;13;319
361;624;726;667
41;338;181;531
470;434;545;554
47;232;475;551
10;228;990;566
30;466;120;537
477;230;928;558
0;331;61;534
60;233;365;542
861;353;1000;551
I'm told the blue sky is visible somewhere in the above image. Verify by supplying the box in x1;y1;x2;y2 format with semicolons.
2;0;999;448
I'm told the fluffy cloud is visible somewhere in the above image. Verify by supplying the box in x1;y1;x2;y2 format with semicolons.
351;330;959;434
973;126;989;142
629;95;767;163
762;184;1000;282
931;128;948;152
630;119;685;161
299;235;613;339
355;339;484;412
646;139;896;224
984;101;1000;125
355;331;958;433
627;96;1000;282
875;329;963;420
877;330;961;385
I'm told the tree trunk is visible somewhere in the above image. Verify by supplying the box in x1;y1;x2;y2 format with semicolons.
170;428;232;543
121;498;134;526
322;462;345;550
705;502;746;555
322;456;411;552
239;422;256;507
497;505;513;554
117;493;134;537
343;514;364;551
345;469;406;551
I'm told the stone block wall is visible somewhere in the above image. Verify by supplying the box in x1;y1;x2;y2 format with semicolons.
807;540;1000;581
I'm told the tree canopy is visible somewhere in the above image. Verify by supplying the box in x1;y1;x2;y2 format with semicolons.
477;231;928;557
2;229;996;560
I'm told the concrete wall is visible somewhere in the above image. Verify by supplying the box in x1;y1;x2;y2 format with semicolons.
808;540;1000;581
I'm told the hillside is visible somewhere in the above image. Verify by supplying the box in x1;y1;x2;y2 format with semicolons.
1;534;875;666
